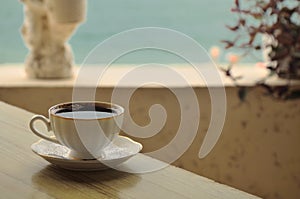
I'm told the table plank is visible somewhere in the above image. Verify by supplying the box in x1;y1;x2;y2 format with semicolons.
0;101;260;199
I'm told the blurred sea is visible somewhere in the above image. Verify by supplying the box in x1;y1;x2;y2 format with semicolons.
0;0;259;65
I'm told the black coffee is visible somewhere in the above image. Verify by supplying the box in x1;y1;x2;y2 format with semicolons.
55;105;117;119
56;111;116;119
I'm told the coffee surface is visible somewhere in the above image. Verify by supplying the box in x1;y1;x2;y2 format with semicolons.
56;111;116;119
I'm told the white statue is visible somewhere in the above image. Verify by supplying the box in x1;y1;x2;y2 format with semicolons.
21;0;86;79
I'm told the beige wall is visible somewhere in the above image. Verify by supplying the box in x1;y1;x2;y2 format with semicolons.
1;86;300;199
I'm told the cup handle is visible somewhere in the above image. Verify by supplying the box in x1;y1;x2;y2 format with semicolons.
29;115;60;144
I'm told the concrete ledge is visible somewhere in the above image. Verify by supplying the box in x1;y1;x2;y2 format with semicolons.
0;63;293;88
1;64;300;199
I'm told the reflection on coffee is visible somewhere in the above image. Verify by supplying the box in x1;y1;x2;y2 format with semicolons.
56;111;116;119
54;104;117;119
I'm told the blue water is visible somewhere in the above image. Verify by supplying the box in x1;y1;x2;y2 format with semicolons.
1;0;256;64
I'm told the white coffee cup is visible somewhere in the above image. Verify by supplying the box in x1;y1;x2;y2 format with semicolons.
29;101;124;159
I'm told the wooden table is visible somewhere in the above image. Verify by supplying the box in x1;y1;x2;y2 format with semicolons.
0;102;260;199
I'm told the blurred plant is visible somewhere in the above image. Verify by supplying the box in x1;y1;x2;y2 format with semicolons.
218;0;300;101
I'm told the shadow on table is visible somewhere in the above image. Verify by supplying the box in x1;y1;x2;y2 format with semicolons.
31;165;141;198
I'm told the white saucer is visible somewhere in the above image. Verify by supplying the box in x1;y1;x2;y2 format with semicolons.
31;136;142;171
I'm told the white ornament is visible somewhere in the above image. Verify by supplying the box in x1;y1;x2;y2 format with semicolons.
21;0;86;79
